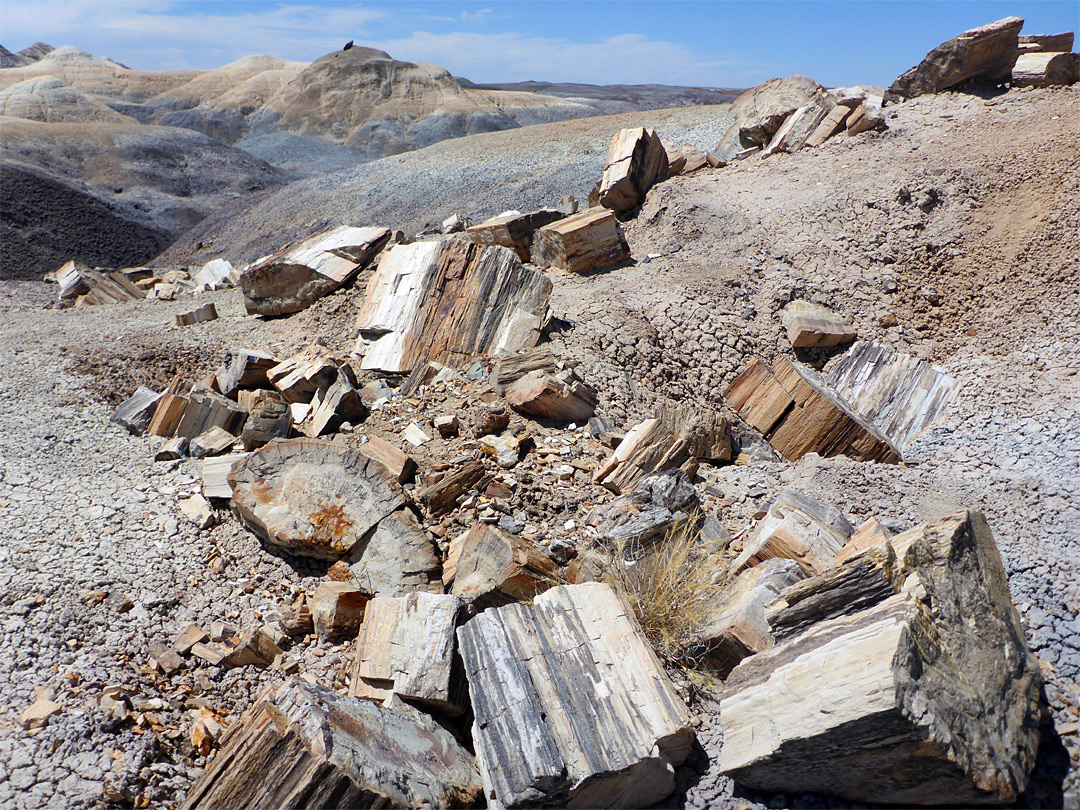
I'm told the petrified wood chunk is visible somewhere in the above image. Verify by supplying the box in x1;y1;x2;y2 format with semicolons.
444;523;561;609
885;16;1024;102
591;469;701;550
780;300;856;348
805;104;854;147
834;516;894;565
55;260;90;299
201;453;249;500
826;340;959;449
719;511;1041;805
146;376;193;438
344;508;442;596
356;240;552;373
357;436;417;484
531;207;631;274
597;127;669;216
267;344;340;403
174;385;248;440
179;677;483;810
80;267;147;305
725;356;901;463
216;349;278;398
714;75;830;160
458;583;694;809
731;488;852;576
418;460;486;515
350;592;464;714
465;209;565;262
492;347;559;394
228;437;405;559
308;368;368;437
1011;50;1080;88
239;390;292;450
111;386;162;435
1018;32;1074;52
504;368;598;422
594;405;732;494
189;425;236;459
311;582;368;641
175;302;218;327
241;225;391;316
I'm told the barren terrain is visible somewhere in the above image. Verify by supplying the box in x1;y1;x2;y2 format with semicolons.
0;83;1078;809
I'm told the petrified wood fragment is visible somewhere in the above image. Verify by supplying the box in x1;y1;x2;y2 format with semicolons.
597;127;669;216
458;583;694;809
1011;51;1080;87
531;207;631;274
216;349;278;398
111;386;162;435
780;300;856;348
444;523;561;609
465;209;565;262
228;438;405;559
174;385;248;440
239;390;292;450
344;508;442;596
730;488;852;575
504;368;598;422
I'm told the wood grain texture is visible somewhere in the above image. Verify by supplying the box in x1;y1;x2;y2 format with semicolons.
531;207;630;274
174;385;247;440
111;386;162;435
345;508;442;596
446;523;561;609
597;127;668;215
465;209;565;262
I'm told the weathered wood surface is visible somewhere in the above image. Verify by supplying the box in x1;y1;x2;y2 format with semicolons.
55;260;90;299
311;582;368;641
445;523;561;608
308;368;367;437
465;209;565;262
492;347;558;394
241;225;391;316
1011;50;1080;87
146;376;193;437
179;677;483;810
215;349;278;397
531;207;631;274
835;516;893;565
267;345;340;403
174;385;248;440
189;425;236;459
239;391;292;451
597;127;668;216
805;104;853;147
780;300;856;348
731;488;852;576
356;240;552;373
694;558;805;677
175;302;218;327
504;368;598;422
594;405;732;494
886;16;1024;101
761;99;833;156
725;356;902;463
228;438;405;559
201;453;249;500
357;435;417;484
666;144;708;175
714;75;830;161
719;511;1041;805
418;460;486;515
458;583;694;809
344;508;442;596
1018;32;1074;52
591;469;701;550
80;268;147;305
825;340;959;450
111;386;162;435
350;592;464;714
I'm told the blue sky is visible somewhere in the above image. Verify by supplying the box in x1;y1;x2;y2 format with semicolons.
3;1;1077;88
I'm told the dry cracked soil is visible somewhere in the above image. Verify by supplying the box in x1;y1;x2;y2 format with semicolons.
0;83;1078;809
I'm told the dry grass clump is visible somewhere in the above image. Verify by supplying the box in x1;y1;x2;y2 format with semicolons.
604;515;722;670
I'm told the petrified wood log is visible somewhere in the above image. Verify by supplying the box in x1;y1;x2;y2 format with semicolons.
175;302;218;327
780;300;856;348
356;240;552;373
146;376;193;437
174;385;247;440
719;510;1041;805
239;390;292;451
504;368;598;422
465;209;565;262
531;207;631;274
179;677;483;810
1011;50;1080;88
241;225;391;316
308;368;368;437
350;592;464;714
201;453;249;500
731;488;853;575
111;386;162;435
591;469;701;550
597;127;668;216
444;523;561;608
825;340;959;450
357;436;417;484
216;349;278;398
267;345;340;403
80;267;146;305
834;515;894;565
228;438;405;559
886;16;1024;101
714;75;829;160
1018;32;1074;52
491;347;558;394
417;460;486;515
458;582;694;809
725;356;901;463
344;508;442;596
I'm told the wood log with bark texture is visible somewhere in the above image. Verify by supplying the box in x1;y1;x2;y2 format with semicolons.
228;438;405;559
531;207;631;274
465;210;565;262
179;677;483;810
350;592;464;714
111;386;162;435
241;226;391;316
444;523;562;609
597;127;669;216
719;510;1041;805
344;508;442;596
458;583;694;809
730;488;852;575
725;356;901;463
356;240;551;374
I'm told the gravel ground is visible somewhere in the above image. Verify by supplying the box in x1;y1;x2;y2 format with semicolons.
1;85;1078;809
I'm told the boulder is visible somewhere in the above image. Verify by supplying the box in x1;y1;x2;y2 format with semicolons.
531;207;631;273
465;209;565;262
596;127;669;217
1011;51;1080;87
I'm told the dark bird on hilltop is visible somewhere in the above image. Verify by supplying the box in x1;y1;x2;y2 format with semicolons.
343;41;354;51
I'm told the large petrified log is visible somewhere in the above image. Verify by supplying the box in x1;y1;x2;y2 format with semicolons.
267;344;340;403
719;511;1041;805
826;340;959;449
730;488;853;575
215;349;278;398
179;677;483;810
725;356;901;463
458;583;695;809
594;405;732;494
356;240;552;373
228;438;405;559
80;267;147;305
1011;50;1080;87
465;209;565;262
596;127;668;217
885;16;1024;102
350;592;465;714
714;75;831;161
241;225;391;316
444;523;561;608
531;207;631;274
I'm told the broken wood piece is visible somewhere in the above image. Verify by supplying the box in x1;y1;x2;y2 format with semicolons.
804;104;854;147
146;376;193;437
55;260;90;300
111;386;162;435
215;349;278;397
175;302;218;327
531;207;630;273
780;300;856;348
730;488;853;576
179;677;483;810
845;99;886;135
80;267;146;305
344;508;442;596
189;426;237;459
719;510;1040;805
597;127;669;216
446;523;561;609
350;592;464;714
504;368;598;422
835;516;894;565
308;368;368;437
155;435;189;461
174;385;247;440
311;582;368;641
239;390;292;451
417;460;485;515
357;435;417;484
724;356;901;463
173;625;209;655
221;626;283;668
266;344;340;403
356;240;552;373
458;582;694;808
241;225;391;316
201;453;250;499
491;346;558;394
465;209;565;262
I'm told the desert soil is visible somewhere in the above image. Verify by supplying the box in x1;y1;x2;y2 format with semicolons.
1;84;1078;809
